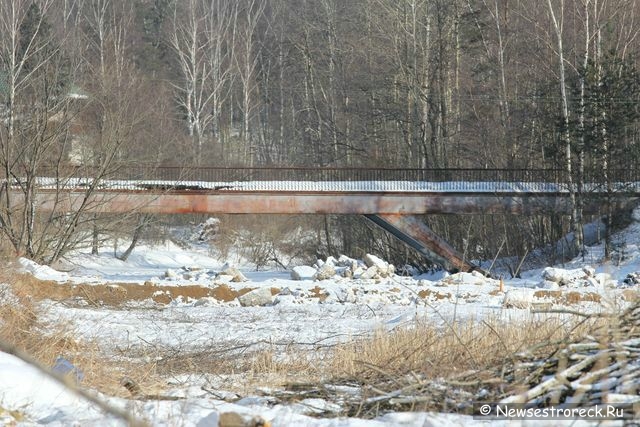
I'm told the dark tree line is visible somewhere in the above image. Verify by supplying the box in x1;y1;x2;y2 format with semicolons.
1;0;640;266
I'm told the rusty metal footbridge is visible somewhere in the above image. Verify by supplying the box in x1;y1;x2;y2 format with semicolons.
9;166;640;273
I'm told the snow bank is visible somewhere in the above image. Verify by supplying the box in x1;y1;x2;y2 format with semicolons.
18;257;71;282
0;352;111;425
0;352;495;427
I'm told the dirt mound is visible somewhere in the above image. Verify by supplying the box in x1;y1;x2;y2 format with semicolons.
532;290;601;304
6;274;262;307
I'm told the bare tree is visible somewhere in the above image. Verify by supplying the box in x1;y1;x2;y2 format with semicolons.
0;0;78;261
205;0;235;159
169;0;237;165
233;0;266;166
169;0;212;163
73;0;161;258
0;0;159;264
377;0;461;168
377;0;432;167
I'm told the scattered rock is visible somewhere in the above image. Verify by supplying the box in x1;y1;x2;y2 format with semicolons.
472;270;485;278
193;297;218;307
340;268;353;279
624;272;640;286
384;264;395;277
220;266;247;283
352;266;365;278
273;294;300;305
237;287;273;307
231;274;247;283
314;263;336;281
362;254;395;277
164;269;179;279
539;280;560;290
214;274;234;283
218;411;270;427
52;356;84;383
337;255;358;267
292;254;395;283
542;266;593;287
396;264;419;276
325;256;338;266
502;289;535;309
359;266;379;280
291;266;316;281
363;253;386;269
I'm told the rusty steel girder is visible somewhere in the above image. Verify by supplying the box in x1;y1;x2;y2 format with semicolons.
17;188;632;273
27;190;590;215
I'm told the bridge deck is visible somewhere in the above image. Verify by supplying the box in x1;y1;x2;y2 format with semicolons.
29;176;640;193
6;166;639;215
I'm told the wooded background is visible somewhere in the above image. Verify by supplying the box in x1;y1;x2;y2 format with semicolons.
1;0;640;269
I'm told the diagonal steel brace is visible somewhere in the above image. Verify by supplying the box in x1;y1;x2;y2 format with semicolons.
365;214;486;274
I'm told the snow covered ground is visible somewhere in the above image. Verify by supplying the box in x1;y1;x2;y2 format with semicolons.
3;212;640;425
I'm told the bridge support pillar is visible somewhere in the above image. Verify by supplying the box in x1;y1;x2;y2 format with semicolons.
364;214;484;274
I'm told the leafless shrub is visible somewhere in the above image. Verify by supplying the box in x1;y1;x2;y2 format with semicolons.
214;215;322;268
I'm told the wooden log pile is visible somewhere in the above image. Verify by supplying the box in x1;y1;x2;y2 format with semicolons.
500;302;640;416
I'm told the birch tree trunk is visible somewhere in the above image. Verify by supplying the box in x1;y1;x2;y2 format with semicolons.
233;0;265;167
575;0;591;257
546;0;581;256
169;0;219;164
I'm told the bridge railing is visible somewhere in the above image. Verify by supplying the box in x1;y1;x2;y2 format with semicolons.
91;166;573;184
23;165;640;193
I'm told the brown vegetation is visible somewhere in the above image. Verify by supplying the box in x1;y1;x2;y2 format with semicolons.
533;290;602;304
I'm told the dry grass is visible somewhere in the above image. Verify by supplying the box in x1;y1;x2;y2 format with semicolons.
194;314;606;417
327;315;598;383
1;275;78;365
182;313;602;404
